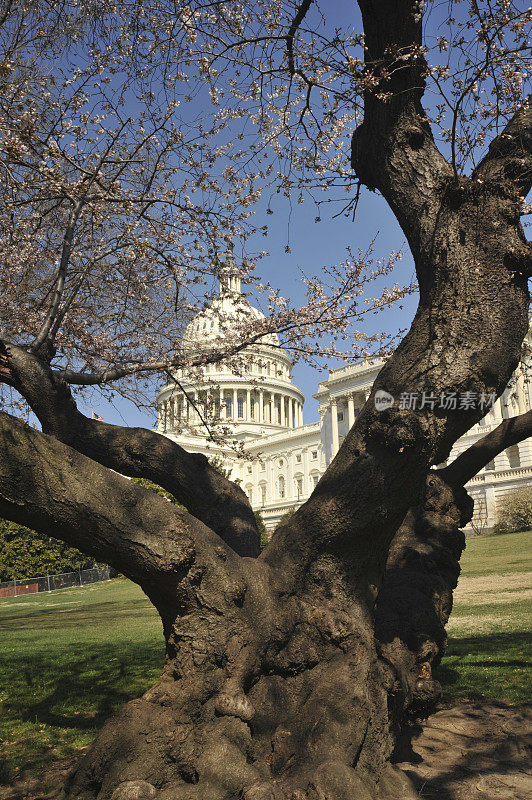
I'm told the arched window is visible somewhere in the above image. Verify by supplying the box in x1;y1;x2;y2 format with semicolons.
294;474;303;499
260;484;267;505
278;475;285;499
250;397;255;419
245;485;253;503
238;396;244;418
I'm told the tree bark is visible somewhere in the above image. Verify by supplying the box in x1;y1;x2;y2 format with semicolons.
375;474;472;724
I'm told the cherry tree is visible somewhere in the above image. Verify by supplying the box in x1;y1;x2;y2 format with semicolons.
0;1;531;798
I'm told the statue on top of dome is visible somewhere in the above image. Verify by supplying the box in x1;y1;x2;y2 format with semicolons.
219;239;242;296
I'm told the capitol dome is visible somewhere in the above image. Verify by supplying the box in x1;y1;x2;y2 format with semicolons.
181;243;279;351
156;243;304;443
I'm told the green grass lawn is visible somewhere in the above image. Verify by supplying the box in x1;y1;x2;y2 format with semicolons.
0;580;164;785
0;530;530;785
434;529;531;705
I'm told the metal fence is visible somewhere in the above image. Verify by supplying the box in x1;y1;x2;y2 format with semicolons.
0;565;110;598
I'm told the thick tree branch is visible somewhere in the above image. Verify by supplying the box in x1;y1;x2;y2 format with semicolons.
473;98;532;198
0;343;260;557
440;410;532;488
351;0;453;247
0;410;251;639
0;411;197;588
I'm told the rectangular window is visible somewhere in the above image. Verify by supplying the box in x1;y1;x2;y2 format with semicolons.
312;451;317;459
238;397;244;418
337;412;344;422
296;454;302;463
313;475;319;487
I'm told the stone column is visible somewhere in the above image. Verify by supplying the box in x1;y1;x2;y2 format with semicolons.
280;396;286;427
485;485;497;529
493;396;503;421
347;394;355;429
259;389;264;423
270;393;275;425
502;390;511;418
517;369;527;414
246;388;251;421
331;398;339;457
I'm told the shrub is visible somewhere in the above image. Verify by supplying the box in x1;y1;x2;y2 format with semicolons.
254;510;268;549
493;487;532;535
0;519;95;581
276;508;296;529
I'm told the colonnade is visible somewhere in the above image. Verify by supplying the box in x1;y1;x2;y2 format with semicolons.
327;388;370;458
160;387;303;431
325;370;530;461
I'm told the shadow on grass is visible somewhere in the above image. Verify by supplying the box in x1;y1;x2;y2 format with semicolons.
0;640;165;777
7;641;163;725
434;631;531;703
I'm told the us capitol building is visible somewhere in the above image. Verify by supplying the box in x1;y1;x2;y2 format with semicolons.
156;246;532;534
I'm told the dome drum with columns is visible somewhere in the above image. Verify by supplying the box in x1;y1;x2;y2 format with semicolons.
157;246;532;533
157;244;304;442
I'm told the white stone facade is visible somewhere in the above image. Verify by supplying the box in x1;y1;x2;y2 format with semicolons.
156;250;532;534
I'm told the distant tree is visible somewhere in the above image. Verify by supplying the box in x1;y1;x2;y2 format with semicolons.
253;510;268;549
131;478;182;505
494;487;532;534
276;508;297;529
0;519;94;581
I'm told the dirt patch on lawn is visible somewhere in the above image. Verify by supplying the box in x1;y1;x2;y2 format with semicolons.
0;702;530;800
453;572;532;602
394;700;532;800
